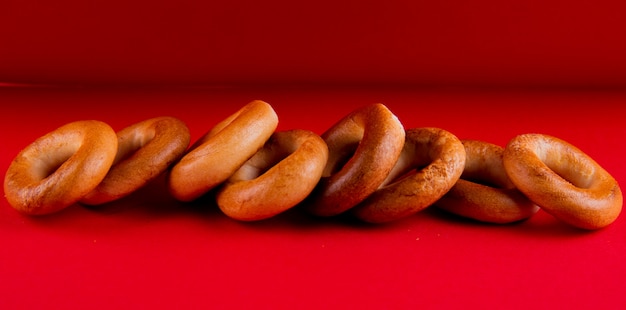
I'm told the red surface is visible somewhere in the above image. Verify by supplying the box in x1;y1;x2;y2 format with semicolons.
1;87;625;309
1;0;626;87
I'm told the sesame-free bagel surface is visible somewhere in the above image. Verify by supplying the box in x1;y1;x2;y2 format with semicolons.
4;120;118;215
306;103;405;217
435;140;539;224
217;130;328;221
168;100;278;202
80;117;191;205
353;127;466;223
503;134;622;230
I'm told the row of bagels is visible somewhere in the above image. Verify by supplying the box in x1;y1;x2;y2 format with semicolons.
3;101;622;229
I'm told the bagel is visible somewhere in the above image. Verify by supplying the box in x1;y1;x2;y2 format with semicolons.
168;100;278;202
435;140;539;224
306;103;405;217
80;117;190;205
217;130;328;221
503;134;622;230
4;120;118;215
353;128;466;223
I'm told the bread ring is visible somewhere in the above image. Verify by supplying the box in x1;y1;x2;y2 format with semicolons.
216;130;328;221
306;103;405;217
352;128;465;223
80;117;190;205
503;134;622;230
435;140;539;224
4;120;118;215
168;100;279;202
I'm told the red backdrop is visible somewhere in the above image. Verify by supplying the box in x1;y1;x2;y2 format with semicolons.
1;0;626;87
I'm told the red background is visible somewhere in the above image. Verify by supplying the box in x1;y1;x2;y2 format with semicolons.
2;0;626;309
1;0;626;87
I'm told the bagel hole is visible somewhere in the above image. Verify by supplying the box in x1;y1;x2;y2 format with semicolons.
377;140;432;187
33;149;75;180
323;142;359;177
542;148;595;189
380;150;431;187
113;130;155;165
39;159;68;180
460;167;510;188
401;140;438;172
546;164;593;189
462;149;514;189
231;147;291;182
113;145;143;166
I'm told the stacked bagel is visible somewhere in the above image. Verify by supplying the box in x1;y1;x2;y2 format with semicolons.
4;101;622;230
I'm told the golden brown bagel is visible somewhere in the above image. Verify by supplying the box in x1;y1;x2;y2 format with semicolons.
80;117;190;205
4;120;118;215
168;100;279;202
435;140;539;224
353;128;465;223
216;130;328;221
503;134;622;230
306;103;405;217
